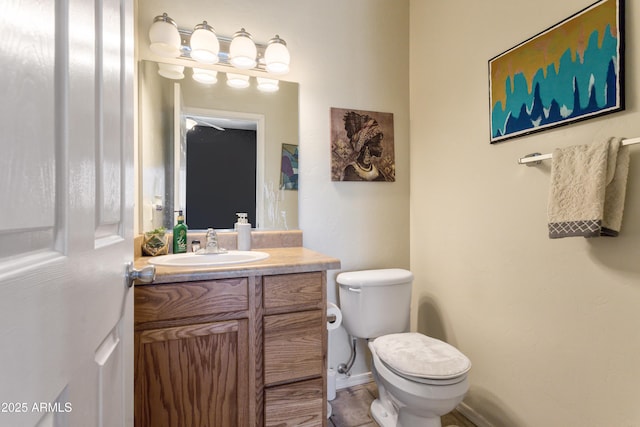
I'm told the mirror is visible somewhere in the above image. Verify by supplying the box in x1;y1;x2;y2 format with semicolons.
138;60;299;231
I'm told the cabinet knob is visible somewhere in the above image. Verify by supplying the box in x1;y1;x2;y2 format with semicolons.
125;262;156;288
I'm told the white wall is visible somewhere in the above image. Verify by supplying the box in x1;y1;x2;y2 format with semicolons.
410;1;640;426
290;1;411;377
135;0;411;378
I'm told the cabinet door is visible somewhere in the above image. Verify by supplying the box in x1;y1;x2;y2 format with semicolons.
265;378;324;427
135;320;249;427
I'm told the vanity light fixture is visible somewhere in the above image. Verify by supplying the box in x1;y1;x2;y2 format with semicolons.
256;77;279;92
149;13;290;86
226;73;250;89
264;35;290;75
148;13;181;58
189;21;219;64
192;68;218;85
229;28;257;70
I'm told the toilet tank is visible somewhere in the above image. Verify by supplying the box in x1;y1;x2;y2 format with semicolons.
337;269;413;339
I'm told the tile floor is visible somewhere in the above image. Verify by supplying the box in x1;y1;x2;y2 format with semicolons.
328;382;476;427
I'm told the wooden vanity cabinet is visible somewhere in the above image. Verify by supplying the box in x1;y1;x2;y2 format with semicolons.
134;270;328;427
134;277;254;427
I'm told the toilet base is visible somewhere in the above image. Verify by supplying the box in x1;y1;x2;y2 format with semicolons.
370;398;443;427
370;398;397;427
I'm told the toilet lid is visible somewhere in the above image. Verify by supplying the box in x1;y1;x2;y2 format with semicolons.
372;332;471;380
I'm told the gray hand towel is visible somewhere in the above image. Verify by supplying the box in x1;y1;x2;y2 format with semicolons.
547;137;630;239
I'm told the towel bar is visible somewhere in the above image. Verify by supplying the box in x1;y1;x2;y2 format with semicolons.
518;137;640;166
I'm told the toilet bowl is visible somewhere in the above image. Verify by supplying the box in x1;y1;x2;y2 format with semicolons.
368;334;470;427
337;269;471;427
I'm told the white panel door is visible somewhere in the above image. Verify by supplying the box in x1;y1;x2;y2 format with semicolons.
0;0;134;425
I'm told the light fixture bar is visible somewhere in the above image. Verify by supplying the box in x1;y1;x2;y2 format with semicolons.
177;29;269;72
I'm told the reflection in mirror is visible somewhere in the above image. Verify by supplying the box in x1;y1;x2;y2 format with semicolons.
184;115;257;229
138;60;299;231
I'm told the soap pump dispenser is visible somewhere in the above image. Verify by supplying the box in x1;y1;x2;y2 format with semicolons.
173;210;188;253
235;213;251;251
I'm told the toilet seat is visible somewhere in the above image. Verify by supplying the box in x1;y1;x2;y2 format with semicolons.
378;359;467;385
372;332;471;384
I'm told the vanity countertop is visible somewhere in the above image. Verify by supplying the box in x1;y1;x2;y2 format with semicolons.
134;246;341;285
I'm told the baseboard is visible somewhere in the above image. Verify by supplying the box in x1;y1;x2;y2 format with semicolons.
457;402;494;427
335;371;374;390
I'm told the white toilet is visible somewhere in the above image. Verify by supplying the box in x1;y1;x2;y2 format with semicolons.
337;269;471;427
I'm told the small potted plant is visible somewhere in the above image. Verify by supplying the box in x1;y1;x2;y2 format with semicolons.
142;227;169;256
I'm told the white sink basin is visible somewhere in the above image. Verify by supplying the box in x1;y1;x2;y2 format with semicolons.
147;251;269;267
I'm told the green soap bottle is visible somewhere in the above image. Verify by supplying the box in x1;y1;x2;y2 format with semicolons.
173;210;188;254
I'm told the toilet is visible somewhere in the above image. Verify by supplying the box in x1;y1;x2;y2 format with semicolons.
337;269;471;427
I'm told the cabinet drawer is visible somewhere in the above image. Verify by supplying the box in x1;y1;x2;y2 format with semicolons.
264;378;324;427
264;310;324;385
263;272;323;312
135;278;249;324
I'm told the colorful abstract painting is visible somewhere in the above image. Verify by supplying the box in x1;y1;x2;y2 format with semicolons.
280;143;298;190
489;0;624;143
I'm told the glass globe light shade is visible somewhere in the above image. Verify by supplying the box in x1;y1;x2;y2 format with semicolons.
192;68;218;85
149;13;181;58
229;28;257;70
264;36;290;75
256;77;279;92
157;63;185;80
226;73;250;89
190;22;220;64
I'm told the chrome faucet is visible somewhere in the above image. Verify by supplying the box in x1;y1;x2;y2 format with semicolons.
196;228;227;254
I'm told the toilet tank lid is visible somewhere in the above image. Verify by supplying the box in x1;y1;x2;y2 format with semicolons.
337;269;413;287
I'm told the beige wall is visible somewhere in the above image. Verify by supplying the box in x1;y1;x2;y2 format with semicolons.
410;1;640;426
